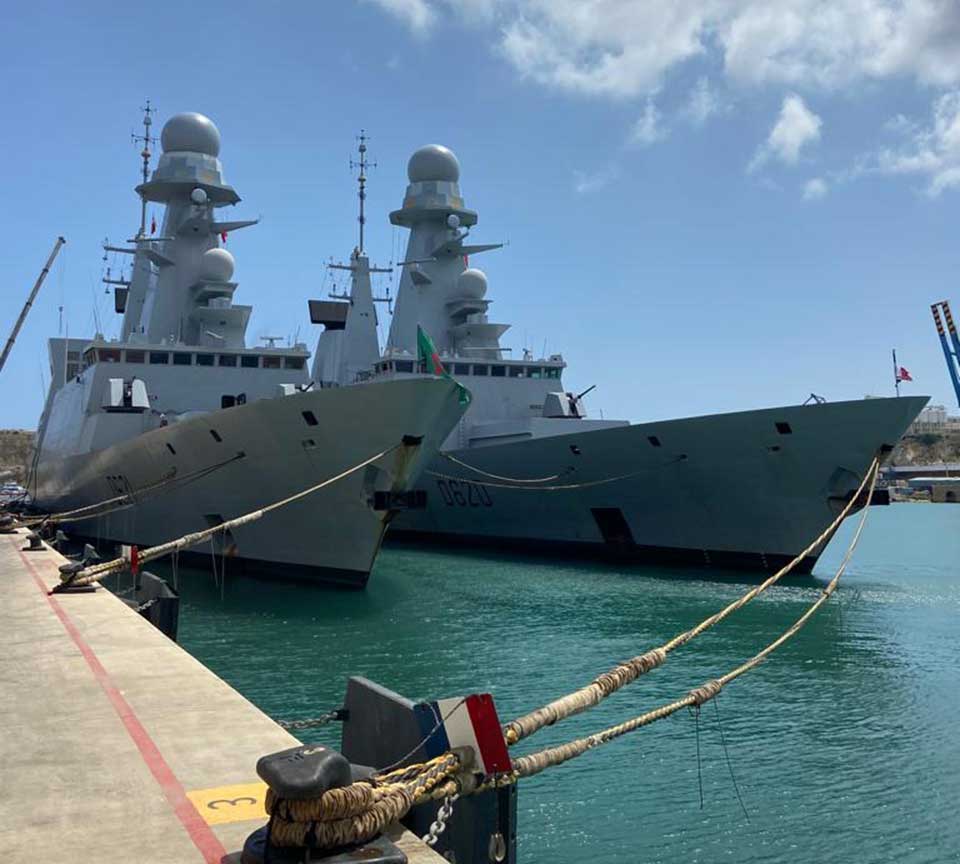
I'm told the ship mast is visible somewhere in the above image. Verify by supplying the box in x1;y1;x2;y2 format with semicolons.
350;130;375;254
131;100;156;239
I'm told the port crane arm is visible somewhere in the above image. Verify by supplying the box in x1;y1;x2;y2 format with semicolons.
931;301;960;409
0;236;66;375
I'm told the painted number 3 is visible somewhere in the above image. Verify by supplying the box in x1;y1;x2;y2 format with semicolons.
207;796;258;809
436;478;493;507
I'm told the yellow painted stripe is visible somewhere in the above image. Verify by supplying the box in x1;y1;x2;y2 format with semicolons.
186;781;268;825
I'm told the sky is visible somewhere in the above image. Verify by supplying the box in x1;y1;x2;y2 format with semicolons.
2;0;960;428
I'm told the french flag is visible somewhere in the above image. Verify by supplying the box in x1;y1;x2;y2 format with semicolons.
414;693;512;775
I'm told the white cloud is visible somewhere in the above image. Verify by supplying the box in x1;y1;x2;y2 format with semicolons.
750;94;822;171
874;91;960;196
803;177;828;200
630;99;666;146
367;1;960;96
572;164;619;194
684;76;726;126
363;0;435;35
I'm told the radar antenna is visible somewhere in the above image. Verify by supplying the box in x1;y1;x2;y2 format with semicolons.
131;99;156;238
350;130;376;253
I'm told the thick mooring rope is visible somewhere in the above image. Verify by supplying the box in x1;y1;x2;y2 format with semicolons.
265;459;879;850
55;444;402;590
510;460;877;778
502;458;880;745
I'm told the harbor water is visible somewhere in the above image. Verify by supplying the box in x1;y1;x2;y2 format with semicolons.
164;503;959;863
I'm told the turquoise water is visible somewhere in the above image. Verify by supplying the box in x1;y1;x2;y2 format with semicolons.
166;504;959;863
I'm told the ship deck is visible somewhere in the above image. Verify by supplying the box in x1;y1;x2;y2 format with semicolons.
0;528;440;863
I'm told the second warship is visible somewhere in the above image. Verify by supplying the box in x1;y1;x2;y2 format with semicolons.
30;111;468;586
312;142;926;574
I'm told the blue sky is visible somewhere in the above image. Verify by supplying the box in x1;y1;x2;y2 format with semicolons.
2;0;960;428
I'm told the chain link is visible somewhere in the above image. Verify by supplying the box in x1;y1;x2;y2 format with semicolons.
423;794;459;847
277;709;347;731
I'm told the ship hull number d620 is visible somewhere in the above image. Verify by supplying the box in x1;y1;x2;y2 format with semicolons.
436;478;493;507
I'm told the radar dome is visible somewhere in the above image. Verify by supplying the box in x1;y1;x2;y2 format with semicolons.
408;145;460;183
200;247;235;282
457;268;487;300
161;113;221;157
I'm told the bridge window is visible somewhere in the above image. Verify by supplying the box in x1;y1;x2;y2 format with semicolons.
125;350;145;364
509;366;525;377
218;354;237;367
473;365;489;376
453;363;470;375
83;348;97;366
173;353;192;366
241;355;260;369
395;360;414;373
196;353;214;366
262;355;282;369
284;357;306;370
528;367;543;379
149;352;169;365
491;365;506;377
100;348;121;363
546;368;561;379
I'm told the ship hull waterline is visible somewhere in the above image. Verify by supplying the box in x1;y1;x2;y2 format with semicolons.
33;377;466;587
389;396;927;575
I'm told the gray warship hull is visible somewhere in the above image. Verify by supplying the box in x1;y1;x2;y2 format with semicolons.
391;396;926;573
35;377;465;586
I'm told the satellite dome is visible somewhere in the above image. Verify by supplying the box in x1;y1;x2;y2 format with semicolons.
408;145;460;183
200;247;235;282
457;268;487;300
161;113;221;157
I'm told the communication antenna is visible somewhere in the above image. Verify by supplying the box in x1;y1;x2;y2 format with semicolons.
131;99;156;238
350;130;376;253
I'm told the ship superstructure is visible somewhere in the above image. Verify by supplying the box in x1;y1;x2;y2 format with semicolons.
340;144;928;573
32;112;467;586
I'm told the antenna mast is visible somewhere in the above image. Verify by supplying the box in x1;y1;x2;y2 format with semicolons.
350;130;376;253
131;99;156;238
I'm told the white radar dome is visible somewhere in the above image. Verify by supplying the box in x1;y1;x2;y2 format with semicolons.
190;187;209;204
408;144;460;183
161;112;221;157
457;268;487;300
200;247;235;282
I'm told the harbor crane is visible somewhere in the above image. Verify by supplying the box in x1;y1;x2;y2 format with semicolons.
931;300;960;408
0;236;66;375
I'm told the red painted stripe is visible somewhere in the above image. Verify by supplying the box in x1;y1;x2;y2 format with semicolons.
466;693;513;774
15;543;227;863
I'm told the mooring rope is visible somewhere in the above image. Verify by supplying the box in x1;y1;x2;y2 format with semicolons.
426;455;688;492
439;452;564;484
509;460;877;778
263;460;879;850
501;457;880;745
21;451;246;527
53;444;402;590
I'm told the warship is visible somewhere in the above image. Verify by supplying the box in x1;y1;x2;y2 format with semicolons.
316;142;927;573
30;110;468;587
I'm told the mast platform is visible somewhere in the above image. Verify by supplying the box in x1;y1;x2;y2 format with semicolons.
0;530;442;863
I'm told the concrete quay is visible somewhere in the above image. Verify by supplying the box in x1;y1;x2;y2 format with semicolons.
0;529;440;863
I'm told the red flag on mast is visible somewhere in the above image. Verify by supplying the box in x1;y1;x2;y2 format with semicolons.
896;367;913;382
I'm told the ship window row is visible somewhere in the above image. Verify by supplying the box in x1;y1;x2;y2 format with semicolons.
375;360;561;379
81;347;306;371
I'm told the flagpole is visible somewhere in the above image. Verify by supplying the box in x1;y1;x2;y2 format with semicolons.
892;348;900;397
